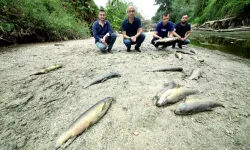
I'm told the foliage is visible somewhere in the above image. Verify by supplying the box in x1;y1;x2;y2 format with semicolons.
0;0;98;44
152;0;250;25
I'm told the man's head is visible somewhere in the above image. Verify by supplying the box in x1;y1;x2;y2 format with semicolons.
162;13;170;25
98;9;106;21
181;15;188;24
126;5;136;18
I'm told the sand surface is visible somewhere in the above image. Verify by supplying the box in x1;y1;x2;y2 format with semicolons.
0;32;250;150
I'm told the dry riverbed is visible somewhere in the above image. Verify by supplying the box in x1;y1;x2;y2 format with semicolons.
0;32;250;150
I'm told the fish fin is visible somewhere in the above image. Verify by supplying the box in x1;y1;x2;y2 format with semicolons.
62;136;77;149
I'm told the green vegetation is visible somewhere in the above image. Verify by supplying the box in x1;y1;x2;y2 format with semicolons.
152;0;250;24
0;0;98;44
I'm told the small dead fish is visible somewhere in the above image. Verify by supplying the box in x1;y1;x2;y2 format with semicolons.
55;97;114;149
54;43;64;46
191;56;204;62
175;53;183;60
176;49;194;55
154;37;178;44
174;100;224;115
189;68;202;80
148;67;183;72
31;64;62;75
156;87;198;107
152;80;178;105
84;72;121;89
189;49;196;54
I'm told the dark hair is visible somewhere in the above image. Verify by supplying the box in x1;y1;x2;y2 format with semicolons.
162;13;169;18
99;9;105;13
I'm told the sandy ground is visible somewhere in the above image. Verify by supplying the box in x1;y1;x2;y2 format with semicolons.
0;32;250;150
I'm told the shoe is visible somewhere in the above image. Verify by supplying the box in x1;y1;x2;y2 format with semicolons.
178;44;182;49
172;44;175;49
162;45;167;49
127;47;131;52
135;46;141;52
107;49;113;53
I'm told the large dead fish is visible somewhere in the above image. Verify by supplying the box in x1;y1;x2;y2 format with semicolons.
152;80;178;105
84;72;121;89
54;97;114;149
156;87;198;107
31;64;62;75
154;37;178;44
148;67;183;72
174;100;224;115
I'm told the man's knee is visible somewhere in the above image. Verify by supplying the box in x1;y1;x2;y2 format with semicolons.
184;39;190;44
139;33;146;40
111;33;117;38
123;39;131;45
96;42;106;51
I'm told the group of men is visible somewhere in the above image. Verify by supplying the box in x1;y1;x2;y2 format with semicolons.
92;5;191;53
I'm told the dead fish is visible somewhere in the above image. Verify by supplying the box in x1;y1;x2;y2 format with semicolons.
152;80;178;105
54;43;64;46
31;64;62;75
174;100;224;115
188;68;202;80
176;49;194;55
191;56;204;62
175;53;183;60
148;67;183;72
154;37;178;44
84;72;121;89
156;87;198;107
189;49;196;54
55;97;114;149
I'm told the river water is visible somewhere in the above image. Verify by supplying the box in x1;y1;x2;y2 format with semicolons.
190;30;250;59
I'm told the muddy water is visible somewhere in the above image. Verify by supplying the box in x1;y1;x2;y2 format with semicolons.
190;31;250;59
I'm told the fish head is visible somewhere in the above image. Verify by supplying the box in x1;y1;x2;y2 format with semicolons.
102;97;114;111
156;97;168;107
174;103;188;115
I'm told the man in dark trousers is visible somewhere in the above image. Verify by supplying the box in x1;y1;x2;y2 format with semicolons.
173;15;191;49
92;9;117;53
122;5;146;52
151;13;181;49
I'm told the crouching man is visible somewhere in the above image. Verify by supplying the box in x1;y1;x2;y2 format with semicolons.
92;9;117;53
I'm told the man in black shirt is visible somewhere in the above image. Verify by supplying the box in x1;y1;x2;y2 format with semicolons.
173;15;191;49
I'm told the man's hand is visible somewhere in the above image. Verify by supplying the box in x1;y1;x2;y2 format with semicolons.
101;38;108;47
180;38;185;41
130;36;136;42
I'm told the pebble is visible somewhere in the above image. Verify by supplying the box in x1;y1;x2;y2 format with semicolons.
133;131;140;136
17;136;27;148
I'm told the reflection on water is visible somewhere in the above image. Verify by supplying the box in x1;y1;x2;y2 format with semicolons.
190;31;250;59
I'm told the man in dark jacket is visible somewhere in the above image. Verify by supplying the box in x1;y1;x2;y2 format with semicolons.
173;15;191;49
92;10;117;53
151;13;182;49
122;5;146;52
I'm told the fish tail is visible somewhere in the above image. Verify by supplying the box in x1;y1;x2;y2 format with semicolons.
55;132;72;150
213;102;225;108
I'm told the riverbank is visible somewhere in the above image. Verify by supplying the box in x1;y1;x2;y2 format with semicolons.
0;32;250;150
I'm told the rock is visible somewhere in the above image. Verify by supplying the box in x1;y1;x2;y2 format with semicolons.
133;131;140;136
17;136;27;148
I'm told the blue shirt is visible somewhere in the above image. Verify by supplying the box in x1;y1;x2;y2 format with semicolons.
174;22;191;38
92;20;113;43
122;17;142;36
154;21;174;39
